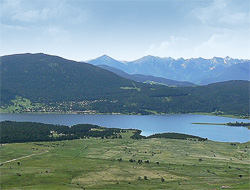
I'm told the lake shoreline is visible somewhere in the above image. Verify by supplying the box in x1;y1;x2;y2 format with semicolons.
1;111;249;120
192;122;250;130
1;113;250;143
192;122;225;125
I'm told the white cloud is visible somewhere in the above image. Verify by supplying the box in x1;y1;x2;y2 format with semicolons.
12;10;40;22
219;12;249;25
0;0;21;17
10;2;65;23
193;34;229;57
189;0;250;59
192;0;250;27
0;0;61;23
0;23;28;30
43;27;70;42
145;36;189;58
193;31;250;59
46;27;66;36
145;30;250;59
0;0;89;24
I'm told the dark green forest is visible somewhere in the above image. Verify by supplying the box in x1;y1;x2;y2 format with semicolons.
0;121;126;143
147;133;207;141
226;122;250;127
1;53;249;116
0;121;208;144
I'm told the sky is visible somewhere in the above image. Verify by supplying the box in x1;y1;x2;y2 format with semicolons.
0;0;249;61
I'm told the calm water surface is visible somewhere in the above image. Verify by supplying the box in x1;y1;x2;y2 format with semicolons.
1;113;249;143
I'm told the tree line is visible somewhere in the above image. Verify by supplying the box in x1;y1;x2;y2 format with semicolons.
0;121;124;143
226;122;250;127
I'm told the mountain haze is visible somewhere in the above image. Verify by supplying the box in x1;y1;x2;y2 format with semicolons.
88;55;249;84
201;62;250;84
98;65;195;87
88;55;127;70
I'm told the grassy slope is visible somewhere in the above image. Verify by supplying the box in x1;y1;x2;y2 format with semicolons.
0;96;43;113
0;131;249;190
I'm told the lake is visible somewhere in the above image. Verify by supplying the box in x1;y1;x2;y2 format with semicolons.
1;113;249;143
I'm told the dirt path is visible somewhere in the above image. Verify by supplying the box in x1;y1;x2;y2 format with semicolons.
0;150;49;165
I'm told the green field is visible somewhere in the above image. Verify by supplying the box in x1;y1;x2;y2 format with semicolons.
0;130;249;190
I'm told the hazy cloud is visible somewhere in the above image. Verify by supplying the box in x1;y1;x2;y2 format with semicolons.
193;31;250;58
145;30;250;59
1;0;249;60
192;0;250;27
145;36;189;58
0;23;28;30
0;0;89;25
218;12;249;25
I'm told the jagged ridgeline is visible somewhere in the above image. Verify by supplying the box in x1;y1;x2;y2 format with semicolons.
0;53;249;115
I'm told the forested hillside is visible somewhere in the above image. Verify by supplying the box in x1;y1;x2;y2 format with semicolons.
0;53;249;116
0;53;138;103
0;121;126;143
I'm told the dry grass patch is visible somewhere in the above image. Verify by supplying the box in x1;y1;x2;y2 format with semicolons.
72;164;184;187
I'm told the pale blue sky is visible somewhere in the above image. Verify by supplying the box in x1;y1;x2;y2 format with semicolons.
0;0;249;61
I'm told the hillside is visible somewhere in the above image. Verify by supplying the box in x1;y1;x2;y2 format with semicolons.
201;62;250;84
0;53;249;116
0;53;138;103
98;65;195;87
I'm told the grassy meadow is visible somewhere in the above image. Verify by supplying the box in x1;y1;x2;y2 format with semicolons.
0;130;249;190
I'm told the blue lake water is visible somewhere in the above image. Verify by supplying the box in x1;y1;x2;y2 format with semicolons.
1;113;249;143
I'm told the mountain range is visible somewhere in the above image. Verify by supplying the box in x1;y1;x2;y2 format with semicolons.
0;53;249;116
98;65;195;87
88;55;249;84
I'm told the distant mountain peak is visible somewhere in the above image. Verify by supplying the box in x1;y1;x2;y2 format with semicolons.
98;54;115;60
163;57;175;61
212;57;224;61
224;56;232;60
134;55;163;63
177;57;185;60
87;54;249;84
88;54;125;66
143;55;157;58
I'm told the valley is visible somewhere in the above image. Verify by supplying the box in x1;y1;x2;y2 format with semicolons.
1;1;249;189
1;53;249;117
1;127;249;190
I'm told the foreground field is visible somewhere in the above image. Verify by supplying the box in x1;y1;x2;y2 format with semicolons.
0;131;249;190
